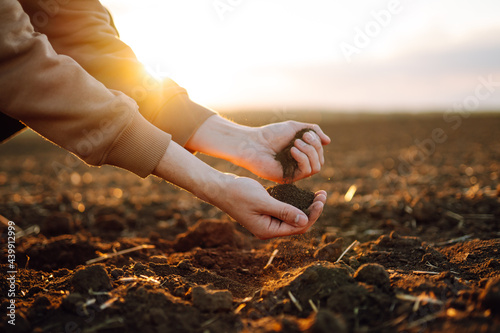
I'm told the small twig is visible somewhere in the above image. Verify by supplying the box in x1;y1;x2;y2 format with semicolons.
308;299;318;313
407;312;442;329
117;276;160;284
16;225;40;239
336;240;359;263
412;271;441;275
86;244;155;264
431;234;473;247
396;293;444;312
425;262;439;269
81;317;124;331
264;249;279;269
140;275;160;284
445;211;464;222
201;316;219;328
100;297;119;310
234;303;246;314
288;291;303;312
462;213;494;220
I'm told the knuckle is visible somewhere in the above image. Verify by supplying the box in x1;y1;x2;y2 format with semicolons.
279;206;290;221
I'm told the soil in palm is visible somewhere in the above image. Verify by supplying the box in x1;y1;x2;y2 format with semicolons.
267;183;315;214
270;128;317;212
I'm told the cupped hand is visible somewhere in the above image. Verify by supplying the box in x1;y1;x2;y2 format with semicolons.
213;176;327;239
238;121;331;183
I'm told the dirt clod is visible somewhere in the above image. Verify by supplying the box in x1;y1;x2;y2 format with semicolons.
307;310;348;333
313;238;343;261
41;212;75;237
267;184;315;213
191;286;233;312
353;263;391;289
70;264;111;294
174;219;250;252
479;276;500;313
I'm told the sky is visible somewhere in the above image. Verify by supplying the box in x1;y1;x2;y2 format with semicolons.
101;0;500;112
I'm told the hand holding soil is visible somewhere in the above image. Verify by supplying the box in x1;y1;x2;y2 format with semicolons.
211;176;327;240
183;117;330;238
153;136;327;240
266;128;326;216
188;118;331;184
256;122;330;183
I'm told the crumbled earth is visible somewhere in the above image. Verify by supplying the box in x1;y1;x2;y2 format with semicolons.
1;113;499;333
267;184;315;214
274;128;316;181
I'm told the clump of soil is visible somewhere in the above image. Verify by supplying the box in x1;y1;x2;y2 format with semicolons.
267;184;314;213
274;128;316;181
269;128;317;213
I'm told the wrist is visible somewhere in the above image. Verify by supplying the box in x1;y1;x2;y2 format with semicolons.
194;170;237;206
185;115;257;163
153;141;235;204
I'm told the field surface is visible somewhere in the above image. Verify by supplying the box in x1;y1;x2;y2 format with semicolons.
1;112;500;333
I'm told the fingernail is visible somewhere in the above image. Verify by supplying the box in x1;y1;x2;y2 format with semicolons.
303;132;313;141
295;214;308;227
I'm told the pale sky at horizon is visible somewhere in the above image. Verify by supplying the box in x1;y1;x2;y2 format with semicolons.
101;0;500;112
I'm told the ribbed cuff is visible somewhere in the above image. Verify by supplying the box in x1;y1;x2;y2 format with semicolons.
104;111;171;178
153;93;217;146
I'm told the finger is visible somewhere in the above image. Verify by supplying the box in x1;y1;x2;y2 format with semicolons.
309;124;331;145
307;200;324;224
293;139;321;174
302;131;325;166
313;190;327;204
290;146;311;178
257;216;308;239
264;197;309;228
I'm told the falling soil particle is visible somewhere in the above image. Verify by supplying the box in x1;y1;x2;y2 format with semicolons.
267;183;315;214
269;128;317;213
274;128;316;181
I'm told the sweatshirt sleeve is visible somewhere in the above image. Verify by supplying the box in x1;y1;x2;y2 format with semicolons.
0;0;171;178
19;0;217;147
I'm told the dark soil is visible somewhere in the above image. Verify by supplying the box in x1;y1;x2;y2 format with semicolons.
1;113;500;333
267;184;315;214
271;128;317;213
275;128;316;181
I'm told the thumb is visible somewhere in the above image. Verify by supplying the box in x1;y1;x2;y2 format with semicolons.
265;198;309;228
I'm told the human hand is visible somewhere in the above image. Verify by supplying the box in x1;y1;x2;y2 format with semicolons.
185;116;330;183
238;121;331;183
154;140;327;239
211;175;327;239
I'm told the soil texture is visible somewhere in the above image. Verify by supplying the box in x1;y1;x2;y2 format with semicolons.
1;113;500;333
267;184;315;214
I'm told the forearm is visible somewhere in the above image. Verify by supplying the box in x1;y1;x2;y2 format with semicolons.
153;141;234;205
152;142;320;240
19;0;216;147
185;115;257;163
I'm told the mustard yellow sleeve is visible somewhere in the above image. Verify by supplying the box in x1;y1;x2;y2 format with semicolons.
19;0;217;147
0;0;170;177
